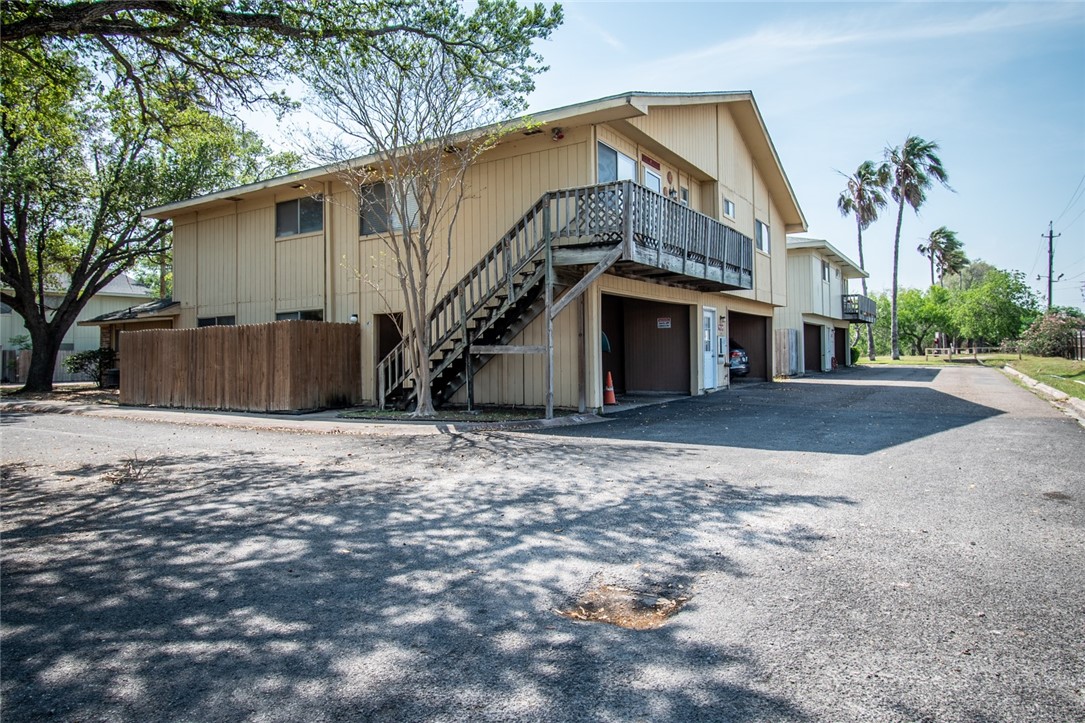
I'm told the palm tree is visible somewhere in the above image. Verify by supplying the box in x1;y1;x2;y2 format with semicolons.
918;226;967;287
885;136;951;359
838;161;890;360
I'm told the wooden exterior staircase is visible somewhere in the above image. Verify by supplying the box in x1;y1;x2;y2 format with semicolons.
376;180;756;413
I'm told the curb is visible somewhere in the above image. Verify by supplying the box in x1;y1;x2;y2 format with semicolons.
1001;366;1085;424
0;399;607;435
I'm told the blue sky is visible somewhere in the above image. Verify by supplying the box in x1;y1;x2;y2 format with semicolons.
258;1;1085;310
523;1;1085;310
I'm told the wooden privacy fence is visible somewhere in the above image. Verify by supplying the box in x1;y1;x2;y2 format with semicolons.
120;321;361;412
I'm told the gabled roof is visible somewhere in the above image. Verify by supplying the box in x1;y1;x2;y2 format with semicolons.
144;91;806;231
4;272;154;299
786;237;868;279
77;297;180;326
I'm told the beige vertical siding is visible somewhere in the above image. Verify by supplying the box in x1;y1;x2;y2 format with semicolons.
626;104;719;178
195;214;237;317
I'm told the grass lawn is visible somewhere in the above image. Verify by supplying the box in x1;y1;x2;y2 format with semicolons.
856;354;1085;401
982;355;1085;401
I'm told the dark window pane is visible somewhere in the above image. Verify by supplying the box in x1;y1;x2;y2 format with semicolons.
299;196;323;234
360;183;389;236
197;317;216;327
597;143;617;183
299;309;324;321
276;199;299;237
275;311;299;321
217;316;235;326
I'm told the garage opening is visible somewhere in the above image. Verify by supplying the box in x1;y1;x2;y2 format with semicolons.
834;328;847;368
804;323;822;373
729;312;771;381
601;294;690;394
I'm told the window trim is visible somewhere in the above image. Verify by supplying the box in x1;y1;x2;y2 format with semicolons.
722;197;736;220
197;315;236;327
821;259;831;283
275;309;324;322
275;196;324;239
643;167;662;194
596;140;637;184
755;219;770;254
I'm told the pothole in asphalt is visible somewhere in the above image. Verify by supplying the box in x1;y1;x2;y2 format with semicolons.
1042;491;1073;502
557;582;691;630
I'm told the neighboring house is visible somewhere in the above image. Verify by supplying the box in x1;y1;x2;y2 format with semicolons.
773;237;876;376
77;296;181;367
144;91;807;410
1;274;155;383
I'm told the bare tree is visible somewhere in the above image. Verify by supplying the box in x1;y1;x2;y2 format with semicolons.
308;38;524;416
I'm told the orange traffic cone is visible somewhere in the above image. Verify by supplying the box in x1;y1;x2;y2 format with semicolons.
603;371;617;405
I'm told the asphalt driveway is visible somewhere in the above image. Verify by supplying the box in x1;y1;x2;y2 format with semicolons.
1;365;1083;721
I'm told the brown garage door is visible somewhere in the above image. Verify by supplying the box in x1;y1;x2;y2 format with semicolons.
729;312;771;381
602;295;691;394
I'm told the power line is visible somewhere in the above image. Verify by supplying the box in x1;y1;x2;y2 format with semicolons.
1057;204;1085;234
1054;172;1085;224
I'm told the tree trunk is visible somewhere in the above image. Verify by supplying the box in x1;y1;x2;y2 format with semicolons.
854;216;876;361
890;194;906;360
22;324;63;392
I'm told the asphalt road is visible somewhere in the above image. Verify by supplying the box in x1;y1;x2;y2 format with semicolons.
2;365;1083;721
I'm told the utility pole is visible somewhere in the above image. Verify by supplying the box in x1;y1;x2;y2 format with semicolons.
1041;221;1061;310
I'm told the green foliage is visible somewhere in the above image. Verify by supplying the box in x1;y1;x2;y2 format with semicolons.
953;269;1039;345
943;260;997;291
850;347;860;365
917;226;966;287
1019;312;1084;358
62;348;116;386
7;334;31;350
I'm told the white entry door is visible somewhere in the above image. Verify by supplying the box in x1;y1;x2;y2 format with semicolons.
703;308;717;389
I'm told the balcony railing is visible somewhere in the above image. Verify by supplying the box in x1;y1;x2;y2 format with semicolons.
550;180;754;291
843;294;877;323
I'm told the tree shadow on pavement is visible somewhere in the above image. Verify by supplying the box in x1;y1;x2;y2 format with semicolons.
1;434;853;721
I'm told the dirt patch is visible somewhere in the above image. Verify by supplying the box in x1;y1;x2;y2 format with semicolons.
557;582;691;630
340;406;574;423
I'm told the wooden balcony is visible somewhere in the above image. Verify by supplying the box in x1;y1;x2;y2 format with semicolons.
548;181;754;292
843;294;877;323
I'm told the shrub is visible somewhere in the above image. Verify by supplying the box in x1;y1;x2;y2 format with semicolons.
63;348;116;386
850;347;860;364
1018;312;1083;358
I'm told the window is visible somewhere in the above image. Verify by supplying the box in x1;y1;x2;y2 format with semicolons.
197;316;235;327
596;142;636;183
755;219;770;253
59;342;74;351
680;187;689;207
821;260;830;282
359;182;419;236
643;168;662;194
723;198;736;219
275;196;324;238
276;310;324;321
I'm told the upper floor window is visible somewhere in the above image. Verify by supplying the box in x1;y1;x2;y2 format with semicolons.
755;219;770;253
276;310;324;321
680;187;689;207
722;197;736;219
275;196;323;238
821;260;831;282
359;182;419;236
197;315;235;327
643;167;662;194
597;141;636;183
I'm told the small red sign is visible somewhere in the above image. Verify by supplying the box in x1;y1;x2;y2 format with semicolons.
641;155;661;170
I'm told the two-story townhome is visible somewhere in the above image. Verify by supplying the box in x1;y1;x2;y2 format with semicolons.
144;91;807;410
773;237;876;376
1;274;154;383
